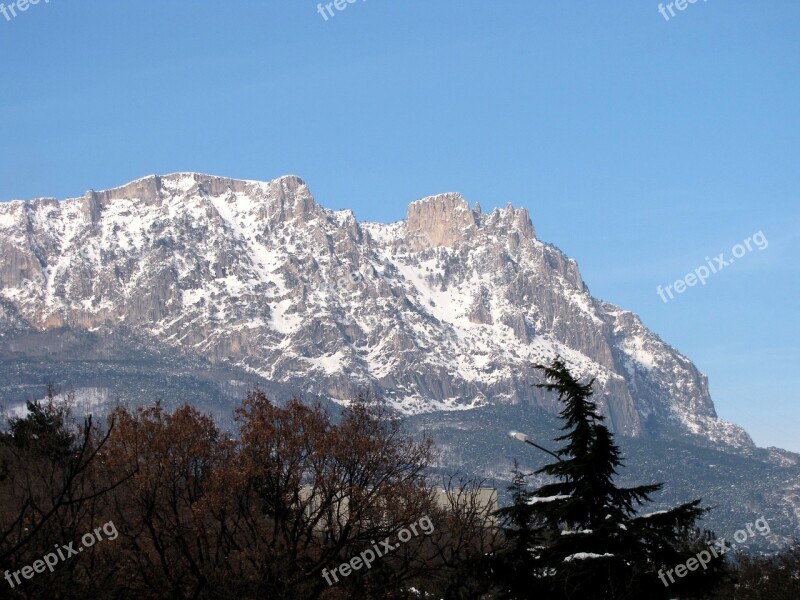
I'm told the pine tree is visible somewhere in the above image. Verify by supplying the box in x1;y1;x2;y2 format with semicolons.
496;358;727;599
490;461;546;599
5;385;76;459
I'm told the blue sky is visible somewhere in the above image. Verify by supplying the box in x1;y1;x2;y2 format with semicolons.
1;1;798;450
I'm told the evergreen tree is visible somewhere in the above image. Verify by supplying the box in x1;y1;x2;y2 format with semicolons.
4;385;76;459
493;358;727;599
490;461;546;599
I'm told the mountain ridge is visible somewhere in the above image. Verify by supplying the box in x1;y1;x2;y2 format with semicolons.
0;172;754;451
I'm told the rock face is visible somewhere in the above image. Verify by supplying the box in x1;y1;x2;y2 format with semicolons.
0;173;752;448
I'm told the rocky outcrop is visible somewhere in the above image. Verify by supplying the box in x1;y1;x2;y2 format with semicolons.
406;194;477;250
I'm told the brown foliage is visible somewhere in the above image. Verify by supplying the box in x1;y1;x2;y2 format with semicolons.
0;390;503;599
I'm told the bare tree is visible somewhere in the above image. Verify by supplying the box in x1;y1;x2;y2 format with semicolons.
0;389;136;588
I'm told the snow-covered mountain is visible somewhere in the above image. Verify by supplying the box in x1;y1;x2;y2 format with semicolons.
0;172;752;449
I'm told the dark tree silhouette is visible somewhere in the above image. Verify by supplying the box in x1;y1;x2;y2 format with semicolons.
488;358;727;599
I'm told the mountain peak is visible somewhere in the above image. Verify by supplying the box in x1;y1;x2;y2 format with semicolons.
406;192;476;249
79;172;309;205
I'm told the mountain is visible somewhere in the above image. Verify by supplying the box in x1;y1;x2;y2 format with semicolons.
1;173;798;542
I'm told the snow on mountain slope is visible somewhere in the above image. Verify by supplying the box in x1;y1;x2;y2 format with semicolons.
0;173;753;448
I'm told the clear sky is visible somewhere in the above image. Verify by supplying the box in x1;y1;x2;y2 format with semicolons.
1;1;798;451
